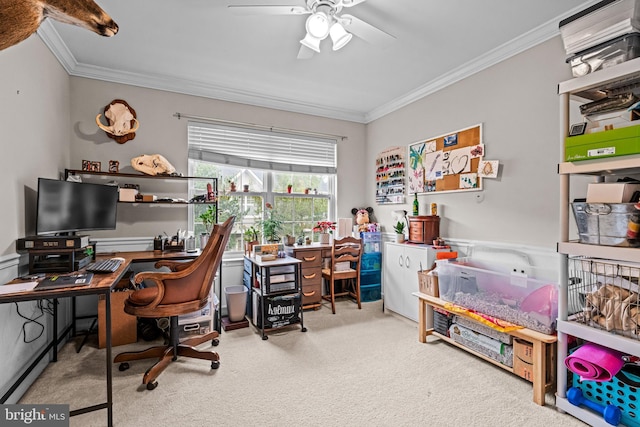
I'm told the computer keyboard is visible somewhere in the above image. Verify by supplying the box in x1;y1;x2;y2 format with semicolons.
85;258;123;274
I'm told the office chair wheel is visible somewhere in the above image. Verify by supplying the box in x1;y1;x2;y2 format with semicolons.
211;361;220;369
146;381;158;391
118;363;130;372
301;327;307;332
212;338;219;346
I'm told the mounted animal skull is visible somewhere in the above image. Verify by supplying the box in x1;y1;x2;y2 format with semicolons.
95;99;139;143
131;154;176;176
0;0;119;51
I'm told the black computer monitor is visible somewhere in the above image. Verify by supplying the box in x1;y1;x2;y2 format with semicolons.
36;178;119;236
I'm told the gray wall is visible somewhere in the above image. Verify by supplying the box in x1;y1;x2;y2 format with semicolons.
0;34;72;401
366;37;575;250
69;77;367;239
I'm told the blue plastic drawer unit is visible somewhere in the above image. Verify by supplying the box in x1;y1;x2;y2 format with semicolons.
361;252;382;271
361;283;381;302
360;232;381;253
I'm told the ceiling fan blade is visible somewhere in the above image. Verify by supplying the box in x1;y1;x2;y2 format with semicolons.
228;5;310;15
297;44;315;59
340;13;395;47
341;0;368;7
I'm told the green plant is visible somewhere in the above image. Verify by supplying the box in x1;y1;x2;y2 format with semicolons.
393;221;405;234
258;203;283;242
198;205;216;233
244;226;259;242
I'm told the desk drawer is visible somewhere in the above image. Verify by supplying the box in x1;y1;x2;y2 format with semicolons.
295;250;322;267
302;282;322;305
301;266;322;285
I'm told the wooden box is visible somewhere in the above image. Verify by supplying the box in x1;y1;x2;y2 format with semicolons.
98;290;137;348
408;216;440;244
418;269;438;297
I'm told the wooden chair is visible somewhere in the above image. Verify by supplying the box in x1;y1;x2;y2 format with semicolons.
321;236;363;314
114;217;235;390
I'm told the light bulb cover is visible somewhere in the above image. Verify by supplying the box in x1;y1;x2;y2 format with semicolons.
300;33;321;53
329;22;352;51
305;12;330;39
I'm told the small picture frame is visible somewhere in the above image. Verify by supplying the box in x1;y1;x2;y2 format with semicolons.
569;122;587;137
108;160;119;173
82;160;101;172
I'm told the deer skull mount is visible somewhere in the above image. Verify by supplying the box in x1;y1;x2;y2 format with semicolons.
0;0;119;51
95;99;139;143
131;154;176;176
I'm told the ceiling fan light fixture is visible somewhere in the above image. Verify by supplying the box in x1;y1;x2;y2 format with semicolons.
305;11;330;39
300;33;322;53
329;22;352;51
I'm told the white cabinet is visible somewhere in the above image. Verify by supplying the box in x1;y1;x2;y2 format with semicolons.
556;58;640;426
383;242;441;322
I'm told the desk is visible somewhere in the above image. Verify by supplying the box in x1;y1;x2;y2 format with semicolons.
0;249;208;427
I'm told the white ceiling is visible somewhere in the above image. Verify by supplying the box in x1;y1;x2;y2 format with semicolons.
38;0;599;123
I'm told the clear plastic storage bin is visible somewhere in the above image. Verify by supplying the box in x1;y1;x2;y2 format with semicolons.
436;258;558;334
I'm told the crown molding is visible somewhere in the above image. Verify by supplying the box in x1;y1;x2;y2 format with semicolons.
364;0;601;123
37;22;365;123
38;2;599;125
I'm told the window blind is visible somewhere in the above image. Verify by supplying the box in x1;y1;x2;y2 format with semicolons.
188;122;337;174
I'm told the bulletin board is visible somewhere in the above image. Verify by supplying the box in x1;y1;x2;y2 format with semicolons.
408;124;484;194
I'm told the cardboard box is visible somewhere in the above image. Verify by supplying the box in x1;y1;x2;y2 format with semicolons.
98;290;137;348
514;339;534;364
512;339;556;384
513;356;534;382
141;194;157;202
118;187;139;202
586;183;640;203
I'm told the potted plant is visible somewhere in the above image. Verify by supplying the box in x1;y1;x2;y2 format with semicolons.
259;203;283;243
394;220;406;243
313;220;335;244
198;205;216;234
244;226;260;254
287;184;292;193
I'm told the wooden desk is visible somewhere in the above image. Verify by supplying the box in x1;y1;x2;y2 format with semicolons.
283;243;331;309
0;249;205;427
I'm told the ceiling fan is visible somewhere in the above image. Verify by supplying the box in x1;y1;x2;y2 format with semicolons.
228;0;395;59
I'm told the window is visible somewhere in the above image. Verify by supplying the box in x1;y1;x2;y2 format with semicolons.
188;122;337;253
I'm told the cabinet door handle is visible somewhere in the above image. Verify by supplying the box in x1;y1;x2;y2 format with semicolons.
303;256;317;262
303;290;316;296
405;256;410;269
303;273;316;279
398;255;404;267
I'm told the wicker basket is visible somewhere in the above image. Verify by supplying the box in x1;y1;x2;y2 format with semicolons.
418;269;438;297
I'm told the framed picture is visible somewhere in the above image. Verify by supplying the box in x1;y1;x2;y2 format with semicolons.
109;160;120;173
82;160;101;171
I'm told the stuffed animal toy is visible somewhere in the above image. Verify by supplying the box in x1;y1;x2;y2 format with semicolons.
351;207;379;233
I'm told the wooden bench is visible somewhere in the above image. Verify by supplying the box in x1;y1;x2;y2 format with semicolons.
414;292;557;406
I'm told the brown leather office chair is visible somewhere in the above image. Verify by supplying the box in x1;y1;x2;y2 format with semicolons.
114;216;235;390
321;236;363;314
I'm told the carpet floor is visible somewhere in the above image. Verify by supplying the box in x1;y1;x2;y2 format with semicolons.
19;299;587;426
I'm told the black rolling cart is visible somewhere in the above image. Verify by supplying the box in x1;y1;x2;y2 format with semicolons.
244;255;306;340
